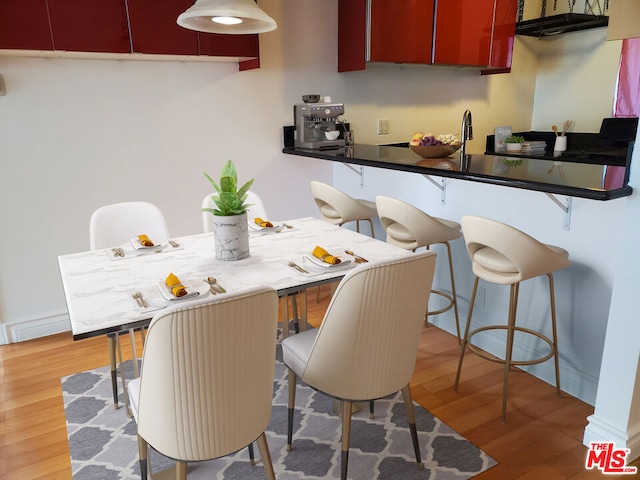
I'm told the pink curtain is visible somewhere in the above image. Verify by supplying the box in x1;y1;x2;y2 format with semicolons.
614;38;640;117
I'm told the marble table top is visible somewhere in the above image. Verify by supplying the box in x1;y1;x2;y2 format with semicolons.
58;217;409;339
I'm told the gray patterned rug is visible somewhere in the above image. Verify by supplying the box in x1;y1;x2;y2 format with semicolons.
62;346;497;479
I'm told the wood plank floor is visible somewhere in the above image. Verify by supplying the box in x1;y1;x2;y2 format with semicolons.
1;285;637;479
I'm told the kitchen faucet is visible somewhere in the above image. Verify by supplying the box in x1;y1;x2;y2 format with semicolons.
460;110;473;169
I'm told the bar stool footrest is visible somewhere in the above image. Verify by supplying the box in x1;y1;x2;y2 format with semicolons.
426;289;455;316
467;325;556;366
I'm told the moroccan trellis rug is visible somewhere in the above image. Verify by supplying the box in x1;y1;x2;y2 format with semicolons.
63;347;497;480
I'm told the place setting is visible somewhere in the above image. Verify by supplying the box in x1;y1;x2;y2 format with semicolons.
287;245;362;276
128;272;212;314
249;217;298;236
107;234;184;260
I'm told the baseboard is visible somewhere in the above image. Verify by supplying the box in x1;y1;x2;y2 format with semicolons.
2;312;71;343
584;415;640;462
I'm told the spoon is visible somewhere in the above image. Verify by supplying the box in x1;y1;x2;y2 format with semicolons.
552;125;558;137
206;276;226;293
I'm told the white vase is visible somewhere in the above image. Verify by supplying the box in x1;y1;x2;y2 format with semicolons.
212;212;250;261
506;143;523;152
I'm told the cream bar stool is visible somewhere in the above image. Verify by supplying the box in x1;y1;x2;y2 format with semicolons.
375;195;462;341
454;215;571;422
310;180;377;237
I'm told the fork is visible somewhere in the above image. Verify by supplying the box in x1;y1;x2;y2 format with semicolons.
169;240;180;248
132;291;148;308
288;261;309;274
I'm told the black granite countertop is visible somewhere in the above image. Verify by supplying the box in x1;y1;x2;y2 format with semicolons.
282;142;633;201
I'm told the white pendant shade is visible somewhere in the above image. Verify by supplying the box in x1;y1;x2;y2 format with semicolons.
177;0;277;34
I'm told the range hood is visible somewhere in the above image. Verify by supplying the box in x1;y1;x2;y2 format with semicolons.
516;13;608;37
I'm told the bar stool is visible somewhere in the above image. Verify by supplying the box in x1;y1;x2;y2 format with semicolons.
453;215;571;422
375;196;462;341
310;181;377;238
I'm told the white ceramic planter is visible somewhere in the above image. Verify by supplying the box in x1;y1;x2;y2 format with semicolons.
212;212;250;261
506;143;523;152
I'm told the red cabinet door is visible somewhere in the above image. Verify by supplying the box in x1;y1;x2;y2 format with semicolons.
198;33;259;58
433;0;496;66
338;0;367;72
0;0;53;50
127;0;199;55
47;0;131;53
369;0;435;64
489;0;516;69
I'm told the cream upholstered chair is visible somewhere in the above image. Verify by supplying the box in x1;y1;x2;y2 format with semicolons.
375;195;462;340
310;180;377;237
282;251;437;480
90;201;170;412
203;190;306;337
201;190;268;233
454;215;571;422
127;286;279;480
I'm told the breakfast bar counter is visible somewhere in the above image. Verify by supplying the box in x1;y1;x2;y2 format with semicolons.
283;143;633;201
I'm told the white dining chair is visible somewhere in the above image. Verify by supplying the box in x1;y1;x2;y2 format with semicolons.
90;201;170;413
282;251;437;480
127;287;279;480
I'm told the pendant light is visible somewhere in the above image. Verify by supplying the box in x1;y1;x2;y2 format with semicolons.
177;0;277;35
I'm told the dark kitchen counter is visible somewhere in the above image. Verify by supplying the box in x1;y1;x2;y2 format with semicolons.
282;142;633;201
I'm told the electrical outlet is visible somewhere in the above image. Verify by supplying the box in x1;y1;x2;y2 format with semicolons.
377;119;390;135
474;286;486;308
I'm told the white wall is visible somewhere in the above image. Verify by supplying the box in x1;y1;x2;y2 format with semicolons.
0;1;630;408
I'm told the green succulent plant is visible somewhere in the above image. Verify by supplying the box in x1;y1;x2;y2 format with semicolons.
504;135;525;144
203;160;254;216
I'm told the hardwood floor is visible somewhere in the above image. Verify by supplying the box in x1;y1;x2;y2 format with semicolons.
1;285;637;479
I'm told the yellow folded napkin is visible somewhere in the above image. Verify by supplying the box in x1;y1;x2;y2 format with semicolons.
165;272;187;297
138;234;154;247
254;217;274;228
312;245;342;265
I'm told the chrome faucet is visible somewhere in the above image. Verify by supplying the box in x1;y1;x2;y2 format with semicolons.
460;110;473;169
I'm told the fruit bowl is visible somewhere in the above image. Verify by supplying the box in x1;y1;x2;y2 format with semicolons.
410;143;461;159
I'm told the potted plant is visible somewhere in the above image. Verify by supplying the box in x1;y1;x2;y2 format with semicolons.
504;135;525;152
203;160;254;261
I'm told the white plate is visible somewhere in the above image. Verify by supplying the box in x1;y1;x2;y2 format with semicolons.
157;277;207;302
130;237;166;251
249;222;282;232
303;254;353;269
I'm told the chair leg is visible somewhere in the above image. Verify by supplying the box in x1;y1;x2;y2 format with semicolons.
366;218;375;238
279;296;289;339
256;432;276;480
501;283;520;423
444;241;461;343
547;273;562;397
176;461;187;480
287;369;297;451
369;400;375;419
340;401;353;480
454;276;479;392
107;334;118;410
137;435;148;480
248;443;255;465
115;334;132;417
401;385;424;469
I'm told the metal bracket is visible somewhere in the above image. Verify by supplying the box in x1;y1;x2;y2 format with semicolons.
342;163;364;187
422;175;447;205
545;193;572;230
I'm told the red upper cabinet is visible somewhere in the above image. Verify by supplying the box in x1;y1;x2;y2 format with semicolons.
369;0;435;64
47;0;131;53
0;0;53;50
338;0;515;72
127;0;199;55
432;0;515;68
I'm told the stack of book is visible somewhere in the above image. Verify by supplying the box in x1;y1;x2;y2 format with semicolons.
521;141;547;155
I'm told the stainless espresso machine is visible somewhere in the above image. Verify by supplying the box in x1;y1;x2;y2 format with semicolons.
294;102;345;149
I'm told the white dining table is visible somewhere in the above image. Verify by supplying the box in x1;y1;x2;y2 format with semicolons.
58;217;410;341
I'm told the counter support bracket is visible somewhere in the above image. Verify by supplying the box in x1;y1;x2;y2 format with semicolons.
422;175;447;205
545;193;572;230
343;163;364;187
